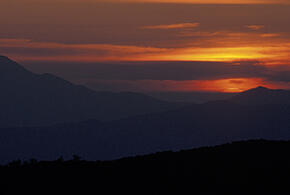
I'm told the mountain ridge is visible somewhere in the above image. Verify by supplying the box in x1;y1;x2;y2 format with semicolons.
229;86;290;105
0;96;289;163
1;56;290;163
0;56;184;127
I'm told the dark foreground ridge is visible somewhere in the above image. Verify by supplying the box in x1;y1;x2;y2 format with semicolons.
2;140;290;194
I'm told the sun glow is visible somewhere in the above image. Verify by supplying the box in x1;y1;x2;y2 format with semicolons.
197;78;270;93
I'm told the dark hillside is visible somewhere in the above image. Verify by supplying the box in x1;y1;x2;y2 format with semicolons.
2;140;290;194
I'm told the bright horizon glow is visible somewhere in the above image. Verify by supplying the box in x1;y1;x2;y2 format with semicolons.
2;38;289;64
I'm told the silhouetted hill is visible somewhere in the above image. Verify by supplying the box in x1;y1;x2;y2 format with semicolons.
0;56;184;127
2;140;290;194
0;56;31;76
230;86;290;105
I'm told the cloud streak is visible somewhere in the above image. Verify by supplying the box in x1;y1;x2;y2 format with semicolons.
142;22;200;30
0;39;169;62
246;25;265;30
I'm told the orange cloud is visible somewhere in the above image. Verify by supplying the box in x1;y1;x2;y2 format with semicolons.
246;25;265;30
260;33;280;38
182;78;286;92
142;23;200;30
197;78;267;92
171;78;268;92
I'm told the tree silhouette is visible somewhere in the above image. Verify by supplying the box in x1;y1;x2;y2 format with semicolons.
72;155;81;162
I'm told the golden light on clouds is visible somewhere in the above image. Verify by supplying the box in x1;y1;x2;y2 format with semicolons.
1;1;290;93
155;47;275;62
1;32;290;64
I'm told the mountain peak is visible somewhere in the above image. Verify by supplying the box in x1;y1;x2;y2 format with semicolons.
0;55;17;64
230;86;290;105
240;86;273;95
255;86;269;90
0;55;14;63
0;55;30;75
246;86;270;92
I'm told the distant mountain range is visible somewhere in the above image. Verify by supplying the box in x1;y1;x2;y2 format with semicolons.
1;98;289;163
0;56;184;127
0;56;290;163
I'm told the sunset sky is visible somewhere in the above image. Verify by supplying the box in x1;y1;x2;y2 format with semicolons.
1;0;290;92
